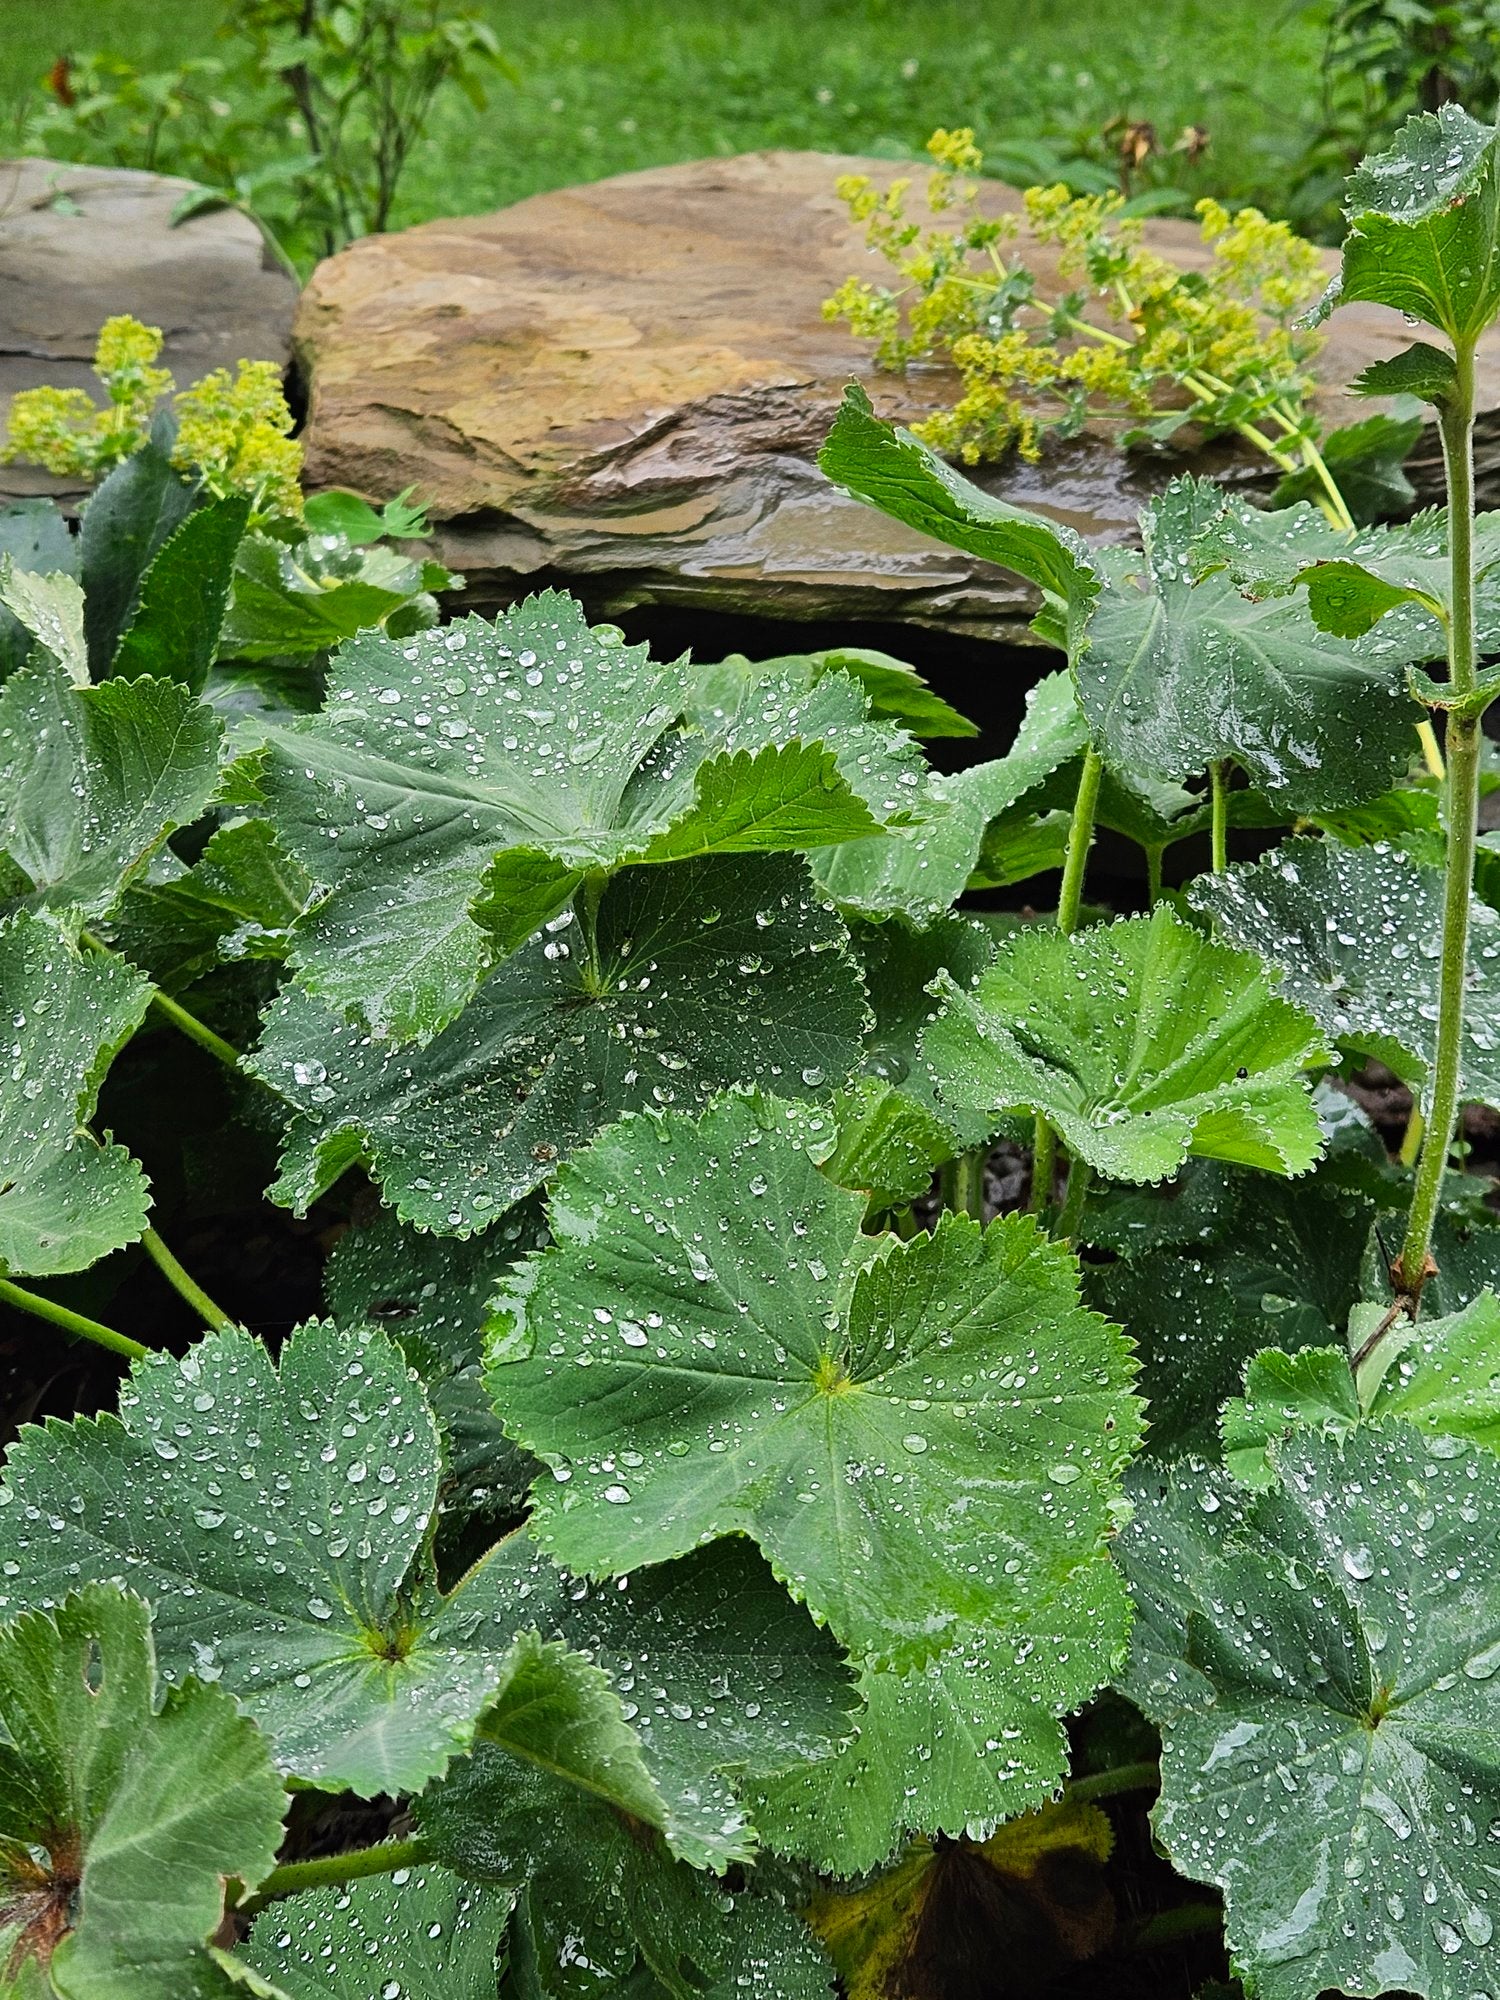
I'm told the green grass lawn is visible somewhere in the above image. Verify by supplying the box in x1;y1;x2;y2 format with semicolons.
2;0;1329;230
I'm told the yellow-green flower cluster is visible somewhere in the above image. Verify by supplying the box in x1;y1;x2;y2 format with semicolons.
2;315;303;523
2;314;173;478
825;131;1330;474
172;360;303;523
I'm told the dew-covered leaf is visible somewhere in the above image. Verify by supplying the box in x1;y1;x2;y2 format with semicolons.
484;1093;1142;1668
852;912;1000;1152
807;1797;1115;2000
220;531;443;664
0;1320;550;1795
112;496;250;694
1190;837;1500;1112
251;854;868;1233
1088;1161;1374;1456
260;594;916;1041
1332;103;1500;344
1079;479;1425;810
748;1554;1131;1875
0;910;152;1276
247;1867;511;2000
107;819;314;992
0;501;75;682
0;1584;285;2000
420;1756;833;2000
1220;1344;1362;1489
0;565;87;685
1120;1425;1500;2000
690;645;977;739
923;906;1329;1184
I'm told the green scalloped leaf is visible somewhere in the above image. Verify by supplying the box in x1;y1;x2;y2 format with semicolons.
112;496;250;694
1190;837;1500;1112
0;663;223;921
107;818;313;992
247;1867;511;2000
0;1585;285;2000
852;912;1000;1152
1333;104;1500;344
747;1554;1131;1876
252;853;868;1233
1121;1425;1500;2000
484;1093;1142;1668
923;906;1329;1185
260;593;918;1040
0;911;152;1277
690;645;977;740
1079;479;1425;810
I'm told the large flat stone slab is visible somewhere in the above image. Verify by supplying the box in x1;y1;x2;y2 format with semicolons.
0;158;298;502
294;151;1500;642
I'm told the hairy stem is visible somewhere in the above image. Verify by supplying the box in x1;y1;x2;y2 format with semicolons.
1145;844;1164;907
939;1146;986;1220
1031;748;1103;1214
1066;1759;1160;1804
0;1277;149;1364
1210;761;1230;874
140;1228;235;1332
1398;341;1479;1299
1055;1159;1093;1242
79;932;244;1075
244;1835;431;1913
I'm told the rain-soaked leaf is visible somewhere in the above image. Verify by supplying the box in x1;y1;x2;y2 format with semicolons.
251;854;868;1234
1190;837;1500;1112
259;592;920;1041
0;1585;285;2000
852;913;1002;1153
1078;479;1425;811
420;1756;833;2000
923;906;1329;1185
484;1093;1142;1668
0;1320;561;1796
0;565;87;684
1121;1425;1500;2000
107;818;314;992
691;646;977;740
1331;104;1500;344
747;1555;1131;1876
247;1866;511;2000
1088;1161;1375;1456
807;1797;1116;2000
0;662;223;920
0;910;152;1276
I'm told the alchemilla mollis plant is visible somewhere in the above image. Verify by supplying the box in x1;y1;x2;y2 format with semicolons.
3;107;1500;1999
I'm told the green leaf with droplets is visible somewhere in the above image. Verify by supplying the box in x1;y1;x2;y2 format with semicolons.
0;1319;571;1796
484;1092;1142;1669
1330;104;1500;345
1120;1425;1500;2000
1088;1160;1375;1457
0;566;87;685
420;1756;833;2000
922;905;1329;1185
852;912;1000;1152
0;501;75;682
1190;838;1500;1113
691;645;977;739
0;1585;285;2000
0;911;152;1277
250;854;868;1234
324;1200;547;1526
259;592;919;1041
246;1867;511;2000
1079;479;1425;811
0;663;223;920
746;1554;1131;1876
1220;1345;1363;1489
107;819;313;992
465;1530;858;1871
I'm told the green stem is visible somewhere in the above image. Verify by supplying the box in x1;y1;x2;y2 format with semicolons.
1398;340;1480;1300
140;1228;235;1331
939;1146;986;1220
0;1277;149;1363
1145;844;1164;907
1031;747;1103;1215
1066;1758;1160;1805
1210;761;1230;874
244;1836;430;1912
79;932;244;1075
1055;1159;1093;1241
1129;1902;1224;1951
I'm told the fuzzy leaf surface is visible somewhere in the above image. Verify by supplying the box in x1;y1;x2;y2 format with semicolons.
1079;479;1423;809
0;911;152;1276
0;1585;285;2000
485;1093;1141;1667
246;1868;510;2000
111;496;250;694
1121;1426;1500;2000
0;663;223;920
260;594;914;1040
107;819;314;992
0;567;87;685
923;905;1328;1184
252;854;868;1233
1190;837;1500;1112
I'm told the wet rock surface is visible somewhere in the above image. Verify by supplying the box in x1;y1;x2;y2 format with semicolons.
294;150;1500;640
